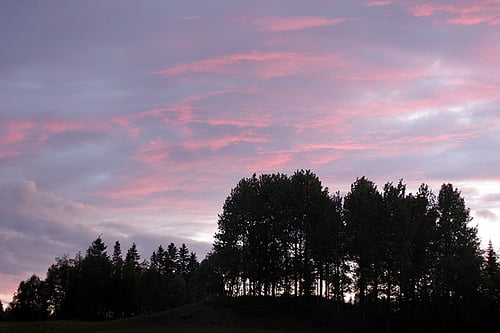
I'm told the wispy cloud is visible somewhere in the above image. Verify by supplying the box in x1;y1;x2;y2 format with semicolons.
367;1;391;7
407;1;500;25
155;52;342;78
255;16;348;32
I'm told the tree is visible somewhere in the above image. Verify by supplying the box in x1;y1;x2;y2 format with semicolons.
213;170;340;298
79;236;113;319
165;243;178;276
45;255;80;319
325;192;350;303
112;241;124;271
344;177;385;306
214;175;257;296
402;184;437;307
10;275;48;321
483;240;500;310
178;243;190;278
122;243;141;316
191;252;225;299
433;184;482;307
110;241;124;318
381;180;410;305
187;252;200;279
150;245;165;272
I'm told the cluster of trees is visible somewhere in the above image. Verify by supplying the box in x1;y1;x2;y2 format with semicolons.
210;170;500;322
4;170;500;327
6;239;201;321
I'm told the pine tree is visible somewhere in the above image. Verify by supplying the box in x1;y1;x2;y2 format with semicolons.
484;240;500;309
178;243;190;277
122;243;141;316
80;236;113;319
166;243;178;275
110;241;124;318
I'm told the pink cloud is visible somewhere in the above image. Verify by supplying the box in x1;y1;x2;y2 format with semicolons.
43;120;83;133
185;132;268;152
0;121;34;145
243;152;293;172
448;14;496;25
367;1;391;7
0;121;36;158
411;4;439;17
298;143;372;152
410;4;482;17
135;138;170;164
135;131;269;169
155;52;342;79
255;16;348;32
103;177;172;199
389;132;478;146
407;2;499;25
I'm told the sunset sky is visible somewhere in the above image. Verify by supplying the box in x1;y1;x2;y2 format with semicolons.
1;0;500;303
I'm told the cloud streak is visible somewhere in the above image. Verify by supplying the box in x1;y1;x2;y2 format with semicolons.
255;16;348;32
156;51;342;79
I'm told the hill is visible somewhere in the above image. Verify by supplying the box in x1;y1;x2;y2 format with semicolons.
1;296;494;333
0;297;349;333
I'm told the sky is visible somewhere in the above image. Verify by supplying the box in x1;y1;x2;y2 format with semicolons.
1;0;500;304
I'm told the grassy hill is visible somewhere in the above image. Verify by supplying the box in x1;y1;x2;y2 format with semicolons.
1;296;497;332
0;297;352;333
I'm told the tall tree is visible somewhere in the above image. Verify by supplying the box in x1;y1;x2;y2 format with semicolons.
344;177;385;306
79;236;113;320
214;175;257;296
45;255;80;319
326;192;349;302
122;243;141;316
433;184;482;307
402;185;437;307
483;240;500;310
110;241;124;318
214;171;339;297
381;180;409;305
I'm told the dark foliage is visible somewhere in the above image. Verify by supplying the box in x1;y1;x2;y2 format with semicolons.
212;171;499;330
8;237;201;321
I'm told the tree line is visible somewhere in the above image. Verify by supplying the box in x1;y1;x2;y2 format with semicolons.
209;170;500;325
3;170;500;327
5;239;206;320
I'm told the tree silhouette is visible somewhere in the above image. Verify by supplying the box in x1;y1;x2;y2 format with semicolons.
10;275;48;321
110;241;124;317
122;243;141;316
344;177;385;306
79;236;113;319
433;184;482;306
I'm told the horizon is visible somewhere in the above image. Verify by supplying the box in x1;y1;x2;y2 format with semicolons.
1;0;499;304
